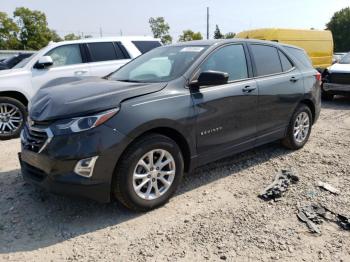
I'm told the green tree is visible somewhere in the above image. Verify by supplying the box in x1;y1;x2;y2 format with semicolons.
224;32;236;39
326;7;350;52
64;33;81;41
149;17;172;44
13;7;54;50
50;30;62;42
0;12;20;49
178;30;203;42
213;25;224;39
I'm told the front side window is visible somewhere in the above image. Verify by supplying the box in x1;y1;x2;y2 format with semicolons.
46;44;83;67
88;42;118;62
199;44;248;82
251;45;282;76
109;45;208;83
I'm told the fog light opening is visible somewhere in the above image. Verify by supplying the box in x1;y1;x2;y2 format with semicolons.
74;156;99;178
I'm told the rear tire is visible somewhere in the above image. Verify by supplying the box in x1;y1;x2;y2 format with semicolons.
113;133;184;212
282;104;312;150
0;97;27;140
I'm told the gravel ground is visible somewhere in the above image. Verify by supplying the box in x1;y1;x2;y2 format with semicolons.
0;97;349;262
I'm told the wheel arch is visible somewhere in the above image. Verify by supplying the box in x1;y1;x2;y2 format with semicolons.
0;91;29;107
299;99;315;124
117;125;194;174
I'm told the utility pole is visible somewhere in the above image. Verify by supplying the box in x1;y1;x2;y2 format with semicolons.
206;7;210;40
99;27;103;37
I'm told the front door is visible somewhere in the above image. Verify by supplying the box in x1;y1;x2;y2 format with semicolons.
32;44;90;92
192;44;258;158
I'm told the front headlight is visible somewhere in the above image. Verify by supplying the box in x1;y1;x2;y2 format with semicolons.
56;108;119;133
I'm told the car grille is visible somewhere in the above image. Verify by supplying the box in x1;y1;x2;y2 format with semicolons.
328;73;350;85
22;123;49;153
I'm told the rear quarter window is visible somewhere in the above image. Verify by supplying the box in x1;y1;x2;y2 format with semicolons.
284;47;313;68
132;41;162;54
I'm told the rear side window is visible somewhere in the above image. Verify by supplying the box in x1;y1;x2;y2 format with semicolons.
284;47;313;68
132;41;162;54
88;42;119;62
251;45;282;76
200;44;248;82
279;51;293;71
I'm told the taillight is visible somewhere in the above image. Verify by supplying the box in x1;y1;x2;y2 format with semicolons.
315;72;322;82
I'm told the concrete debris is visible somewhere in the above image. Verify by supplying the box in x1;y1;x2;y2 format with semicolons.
317;181;339;195
259;169;299;201
297;204;350;234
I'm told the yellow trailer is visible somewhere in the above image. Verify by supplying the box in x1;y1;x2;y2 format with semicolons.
236;28;334;69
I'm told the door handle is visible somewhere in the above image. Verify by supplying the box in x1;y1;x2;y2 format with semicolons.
74;70;88;75
290;76;299;83
242;85;256;93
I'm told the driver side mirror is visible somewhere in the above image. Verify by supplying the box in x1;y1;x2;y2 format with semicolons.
190;71;229;89
34;56;53;69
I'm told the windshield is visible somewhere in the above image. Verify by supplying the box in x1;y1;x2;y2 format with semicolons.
339;52;350;64
13;55;33;69
2;56;17;64
109;45;208;83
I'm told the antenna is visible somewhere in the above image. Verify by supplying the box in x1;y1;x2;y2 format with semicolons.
206;7;210;40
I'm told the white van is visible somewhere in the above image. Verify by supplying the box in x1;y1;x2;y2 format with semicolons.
0;36;161;139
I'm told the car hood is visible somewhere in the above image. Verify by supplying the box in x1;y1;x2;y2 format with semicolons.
328;63;350;73
29;76;167;122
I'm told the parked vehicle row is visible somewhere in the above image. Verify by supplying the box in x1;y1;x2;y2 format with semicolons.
20;39;321;211
0;36;161;140
322;52;350;100
235;28;334;72
0;52;35;70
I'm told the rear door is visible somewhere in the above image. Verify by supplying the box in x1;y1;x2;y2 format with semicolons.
248;43;304;142
31;44;90;90
86;42;131;76
192;44;258;158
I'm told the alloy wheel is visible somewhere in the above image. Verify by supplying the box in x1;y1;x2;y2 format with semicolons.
293;112;310;143
0;103;23;135
132;149;176;200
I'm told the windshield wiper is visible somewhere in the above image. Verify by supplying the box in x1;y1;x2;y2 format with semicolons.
116;79;143;83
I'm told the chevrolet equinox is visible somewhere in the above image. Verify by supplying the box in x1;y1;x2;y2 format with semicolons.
20;39;321;211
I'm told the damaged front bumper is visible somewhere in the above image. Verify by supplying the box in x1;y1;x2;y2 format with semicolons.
19;123;131;203
323;83;350;94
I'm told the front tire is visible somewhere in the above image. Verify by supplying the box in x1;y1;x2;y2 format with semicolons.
113;134;184;211
0;97;27;140
282;104;312;150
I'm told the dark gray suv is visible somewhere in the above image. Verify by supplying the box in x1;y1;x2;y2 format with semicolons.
20;39;321;211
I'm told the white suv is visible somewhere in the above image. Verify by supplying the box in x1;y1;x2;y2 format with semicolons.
0;36;161;139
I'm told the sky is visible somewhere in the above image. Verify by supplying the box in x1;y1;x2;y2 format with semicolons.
0;0;349;40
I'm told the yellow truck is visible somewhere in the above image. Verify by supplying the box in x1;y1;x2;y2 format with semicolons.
236;28;333;70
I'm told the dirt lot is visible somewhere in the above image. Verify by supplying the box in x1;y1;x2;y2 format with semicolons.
0;97;349;262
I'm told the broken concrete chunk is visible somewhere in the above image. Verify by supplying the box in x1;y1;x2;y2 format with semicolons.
259;169;299;201
317;181;339;195
297;203;350;234
297;210;321;234
337;214;350;230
